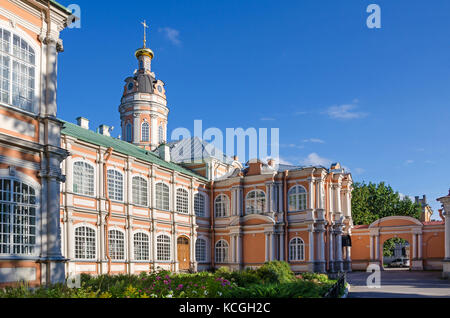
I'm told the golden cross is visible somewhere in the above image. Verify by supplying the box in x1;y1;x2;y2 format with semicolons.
141;20;149;48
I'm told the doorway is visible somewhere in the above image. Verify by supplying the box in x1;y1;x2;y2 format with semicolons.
177;236;190;271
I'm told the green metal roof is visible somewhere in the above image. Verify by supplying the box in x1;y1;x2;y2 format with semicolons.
61;120;208;182
49;0;72;15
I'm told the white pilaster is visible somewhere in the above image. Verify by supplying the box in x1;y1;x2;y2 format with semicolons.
309;227;315;262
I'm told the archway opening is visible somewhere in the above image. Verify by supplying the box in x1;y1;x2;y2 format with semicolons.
383;238;410;270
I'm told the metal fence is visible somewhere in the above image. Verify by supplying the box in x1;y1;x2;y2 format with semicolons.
323;273;347;298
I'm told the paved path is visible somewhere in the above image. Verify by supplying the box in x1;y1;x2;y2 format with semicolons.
347;270;450;298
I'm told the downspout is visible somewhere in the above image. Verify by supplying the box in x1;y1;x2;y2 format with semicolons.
325;177;332;271
283;170;289;261
103;147;114;274
210;180;215;269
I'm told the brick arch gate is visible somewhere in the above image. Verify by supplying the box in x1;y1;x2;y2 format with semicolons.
351;216;446;271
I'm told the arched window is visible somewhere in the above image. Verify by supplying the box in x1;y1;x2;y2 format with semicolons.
141;122;149;142
132;176;148;206
74;226;96;260
155;183;169;210
134;232;149;261
126;123;132;142
194;193;206;217
215;240;228;263
156;234;171;261
288;186;307;212
0;178;37;255
245;190;266;215
289;237;305;261
107;169;123;202
196;238;207;262
214;195;229;218
0;28;36;112
108;229;125;260
73;161;94;196
158;125;164;144
176;188;189;214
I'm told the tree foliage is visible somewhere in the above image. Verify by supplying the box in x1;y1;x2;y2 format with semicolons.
351;182;422;226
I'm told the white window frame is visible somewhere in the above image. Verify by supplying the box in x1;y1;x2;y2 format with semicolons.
289;237;305;261
195;237;208;263
194;192;208;217
176;187;189;214
107;168;124;202
215;239;229;263
156;234;171;262
288;185;308;212
133;230;150;261
72;160;95;197
155;182;170;211
141;121;150;142
74;224;97;260
158;125;164;144
0;22;39;114
132;175;148;206
245;190;266;215
108;228;126;261
214;194;229;218
0;174;40;258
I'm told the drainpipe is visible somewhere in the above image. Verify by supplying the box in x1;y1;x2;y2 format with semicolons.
325;176;332;271
210;180;215;269
283;171;289;261
103;147;114;274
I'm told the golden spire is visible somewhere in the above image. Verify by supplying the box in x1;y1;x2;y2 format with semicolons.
135;19;154;60
141;20;149;48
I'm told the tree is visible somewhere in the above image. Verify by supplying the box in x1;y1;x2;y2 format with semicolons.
351;182;422;226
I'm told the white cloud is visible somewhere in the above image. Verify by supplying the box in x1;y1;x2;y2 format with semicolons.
303;138;325;144
354;168;366;175
280;143;304;150
405;160;414;165
324;103;368;120
260;117;276;121
262;156;294;166
301;153;332;167
158;27;181;46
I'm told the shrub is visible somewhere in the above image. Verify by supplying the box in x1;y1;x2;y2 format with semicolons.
256;261;295;284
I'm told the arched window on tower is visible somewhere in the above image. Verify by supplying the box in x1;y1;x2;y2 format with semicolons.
141;122;149;142
126;123;132;142
158;125;164;144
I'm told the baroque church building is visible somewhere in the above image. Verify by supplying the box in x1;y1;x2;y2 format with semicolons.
0;0;354;286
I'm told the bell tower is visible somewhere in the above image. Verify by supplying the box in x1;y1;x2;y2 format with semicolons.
119;20;169;151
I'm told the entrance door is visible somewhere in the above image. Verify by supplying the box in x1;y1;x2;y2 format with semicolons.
177;237;190;271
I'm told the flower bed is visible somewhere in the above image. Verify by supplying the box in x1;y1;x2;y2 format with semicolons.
0;261;337;298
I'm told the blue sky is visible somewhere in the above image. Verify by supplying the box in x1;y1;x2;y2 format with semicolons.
57;0;450;216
